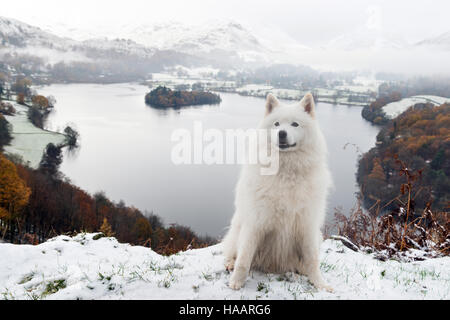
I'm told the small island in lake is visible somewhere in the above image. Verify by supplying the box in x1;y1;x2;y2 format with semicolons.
145;86;221;108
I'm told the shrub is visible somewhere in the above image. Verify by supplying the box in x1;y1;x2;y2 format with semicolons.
333;159;449;261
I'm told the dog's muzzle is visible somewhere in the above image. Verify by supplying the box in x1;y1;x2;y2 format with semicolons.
278;130;296;149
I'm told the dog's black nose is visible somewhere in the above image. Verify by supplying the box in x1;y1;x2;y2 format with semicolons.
278;130;287;139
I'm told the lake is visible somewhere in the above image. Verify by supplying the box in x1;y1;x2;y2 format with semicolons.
40;83;379;238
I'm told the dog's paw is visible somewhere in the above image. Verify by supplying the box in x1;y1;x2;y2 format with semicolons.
228;271;246;290
313;281;334;293
319;283;334;293
228;278;244;290
308;274;334;293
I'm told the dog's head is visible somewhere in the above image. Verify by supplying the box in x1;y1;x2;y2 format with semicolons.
261;93;316;152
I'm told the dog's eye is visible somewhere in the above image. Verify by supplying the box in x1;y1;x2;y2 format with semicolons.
291;122;299;127
274;122;280;127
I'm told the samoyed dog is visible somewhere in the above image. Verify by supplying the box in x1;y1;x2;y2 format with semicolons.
222;93;333;292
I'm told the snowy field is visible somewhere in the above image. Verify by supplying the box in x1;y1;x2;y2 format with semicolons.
335;76;383;93
1;233;448;300
383;95;450;119
146;73;377;106
3;103;66;168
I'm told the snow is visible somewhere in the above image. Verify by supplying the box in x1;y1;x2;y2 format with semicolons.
125;20;267;56
148;74;236;90
169;65;221;79
416;31;450;51
236;84;274;93
233;85;374;105
0;16;311;66
335;76;382;93
81;37;155;58
35;18;306;64
0;16;78;53
3;102;66;168
146;72;376;106
2;15;449;74
325;8;407;52
1;233;448;300
326;28;407;51
382;95;450;119
235;85;308;101
0;16;154;65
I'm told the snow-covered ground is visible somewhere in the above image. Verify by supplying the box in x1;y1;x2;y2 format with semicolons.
383;95;450;119
1;233;448;300
335;76;382;94
3;102;65;168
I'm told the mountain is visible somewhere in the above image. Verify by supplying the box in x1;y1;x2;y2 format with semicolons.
123;21;266;58
5;15;447;78
416;31;450;50
326;27;407;51
0;16;298;76
0;16;209;82
0;16;77;51
80;37;156;59
0;16;156;61
23;18;310;66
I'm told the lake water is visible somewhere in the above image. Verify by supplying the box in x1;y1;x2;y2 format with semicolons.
40;83;379;237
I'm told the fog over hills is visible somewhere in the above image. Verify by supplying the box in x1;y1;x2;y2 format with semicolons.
27;17;310;65
0;16;289;70
416;31;450;50
1;14;449;77
326;28;408;51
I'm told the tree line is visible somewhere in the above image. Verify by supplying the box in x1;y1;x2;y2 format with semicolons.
362;78;450;125
1;77;216;253
0;150;215;254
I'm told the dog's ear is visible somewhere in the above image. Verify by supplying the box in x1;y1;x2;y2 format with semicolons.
265;93;280;115
300;93;315;117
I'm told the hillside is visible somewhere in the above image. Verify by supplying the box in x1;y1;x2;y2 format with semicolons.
3;102;65;168
1;233;448;300
326;27;407;51
416;31;450;51
383;95;450;119
361;80;450;124
0;16;205;83
0;16;305;80
358;103;450;212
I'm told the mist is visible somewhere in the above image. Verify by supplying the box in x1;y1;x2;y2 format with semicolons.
2;1;449;76
279;47;450;76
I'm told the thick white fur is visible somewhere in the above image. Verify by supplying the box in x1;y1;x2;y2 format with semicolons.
222;93;333;291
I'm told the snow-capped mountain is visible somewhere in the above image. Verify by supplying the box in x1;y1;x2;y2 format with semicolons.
1;16;301;68
80;37;156;59
21;17;310;65
0;16;159;61
416;31;450;50
0;15;212;82
125;21;264;54
326;27;407;51
3;14;448;76
0;16;77;50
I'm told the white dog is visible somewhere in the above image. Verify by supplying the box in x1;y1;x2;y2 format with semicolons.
222;92;333;292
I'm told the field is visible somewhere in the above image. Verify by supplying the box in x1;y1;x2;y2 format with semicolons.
3;102;65;168
383;95;450;119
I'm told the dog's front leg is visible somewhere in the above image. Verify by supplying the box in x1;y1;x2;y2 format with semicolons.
297;227;333;292
229;226;262;290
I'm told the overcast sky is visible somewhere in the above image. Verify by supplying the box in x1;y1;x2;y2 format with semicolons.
2;0;450;45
